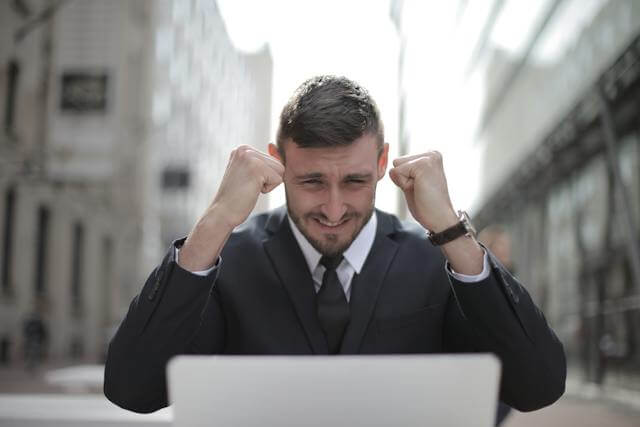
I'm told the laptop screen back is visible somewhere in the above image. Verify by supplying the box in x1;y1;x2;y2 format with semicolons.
168;354;500;427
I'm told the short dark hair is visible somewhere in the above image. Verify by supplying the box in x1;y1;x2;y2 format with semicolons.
276;75;384;159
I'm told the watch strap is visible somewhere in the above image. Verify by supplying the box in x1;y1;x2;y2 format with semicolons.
428;221;469;246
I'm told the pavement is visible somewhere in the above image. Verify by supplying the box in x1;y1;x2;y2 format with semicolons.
0;394;172;426
0;362;72;394
1;362;639;426
502;396;640;427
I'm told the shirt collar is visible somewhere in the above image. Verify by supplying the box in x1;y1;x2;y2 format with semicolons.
287;210;377;275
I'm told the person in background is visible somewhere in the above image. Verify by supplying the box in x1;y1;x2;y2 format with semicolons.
478;225;515;273
23;312;47;371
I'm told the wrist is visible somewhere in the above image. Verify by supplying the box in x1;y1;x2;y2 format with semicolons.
441;237;484;275
206;202;240;232
427;210;477;247
426;208;459;233
180;207;233;272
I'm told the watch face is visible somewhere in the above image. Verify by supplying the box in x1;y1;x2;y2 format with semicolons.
459;211;476;236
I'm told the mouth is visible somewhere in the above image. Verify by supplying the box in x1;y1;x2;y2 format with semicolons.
312;216;351;230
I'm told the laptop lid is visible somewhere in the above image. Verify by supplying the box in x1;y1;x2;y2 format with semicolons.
167;354;500;427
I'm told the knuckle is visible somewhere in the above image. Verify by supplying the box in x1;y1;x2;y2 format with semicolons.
236;145;252;157
417;157;430;167
248;157;267;176
247;156;260;171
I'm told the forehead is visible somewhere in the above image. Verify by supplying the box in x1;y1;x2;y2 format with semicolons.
283;135;379;175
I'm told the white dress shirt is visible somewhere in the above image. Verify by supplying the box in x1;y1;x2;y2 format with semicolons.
176;211;490;299
287;213;378;302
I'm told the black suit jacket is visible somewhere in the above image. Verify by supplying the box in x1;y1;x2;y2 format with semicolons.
104;207;566;413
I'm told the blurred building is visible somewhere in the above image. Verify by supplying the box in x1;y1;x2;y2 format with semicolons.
393;0;640;403
0;0;272;364
473;0;640;399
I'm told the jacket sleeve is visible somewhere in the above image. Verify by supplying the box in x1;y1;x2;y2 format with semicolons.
443;249;566;412
104;239;226;413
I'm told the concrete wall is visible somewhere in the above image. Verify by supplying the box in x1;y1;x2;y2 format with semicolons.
479;0;640;204
0;0;272;364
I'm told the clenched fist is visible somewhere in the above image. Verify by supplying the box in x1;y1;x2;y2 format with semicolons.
388;151;458;233
179;145;283;271
212;145;285;229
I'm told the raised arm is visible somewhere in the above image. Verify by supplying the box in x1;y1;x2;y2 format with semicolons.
104;146;284;413
390;151;566;411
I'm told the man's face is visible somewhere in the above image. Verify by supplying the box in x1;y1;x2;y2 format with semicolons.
269;135;389;257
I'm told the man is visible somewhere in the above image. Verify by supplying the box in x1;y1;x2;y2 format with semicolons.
104;76;566;415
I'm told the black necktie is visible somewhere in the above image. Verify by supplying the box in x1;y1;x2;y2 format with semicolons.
317;255;350;354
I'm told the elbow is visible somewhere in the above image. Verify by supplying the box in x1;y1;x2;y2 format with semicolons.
504;340;567;412
515;371;565;412
538;338;567;408
103;352;168;414
532;342;567;411
104;373;167;414
519;342;567;412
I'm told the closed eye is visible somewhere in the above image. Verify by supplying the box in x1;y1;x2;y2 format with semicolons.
302;179;322;185
345;174;372;185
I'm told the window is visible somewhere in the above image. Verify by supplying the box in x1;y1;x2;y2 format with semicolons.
161;167;190;190
4;60;19;134
101;235;113;327
60;72;108;113
71;222;84;315
34;205;50;296
2;187;16;296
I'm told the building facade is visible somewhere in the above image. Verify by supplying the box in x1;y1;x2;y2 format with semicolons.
392;0;640;402
474;0;640;400
0;0;272;364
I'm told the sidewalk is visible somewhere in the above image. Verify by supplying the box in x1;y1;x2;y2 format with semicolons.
2;363;639;426
503;395;640;427
0;362;74;394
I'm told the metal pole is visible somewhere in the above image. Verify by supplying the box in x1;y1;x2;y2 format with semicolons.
478;0;564;135
596;87;640;293
390;0;409;219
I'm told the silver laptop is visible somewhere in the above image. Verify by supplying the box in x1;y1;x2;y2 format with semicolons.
167;354;500;427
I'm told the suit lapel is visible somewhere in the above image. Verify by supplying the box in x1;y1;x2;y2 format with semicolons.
263;207;329;354
340;211;399;354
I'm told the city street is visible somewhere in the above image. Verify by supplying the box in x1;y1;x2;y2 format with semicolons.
1;364;639;426
504;396;640;427
2;1;640;426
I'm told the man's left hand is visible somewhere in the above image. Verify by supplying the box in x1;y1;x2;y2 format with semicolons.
388;151;459;233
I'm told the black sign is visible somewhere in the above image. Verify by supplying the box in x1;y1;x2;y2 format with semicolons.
161;167;191;190
60;72;108;112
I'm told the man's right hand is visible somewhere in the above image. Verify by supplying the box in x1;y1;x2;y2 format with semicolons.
212;145;285;229
178;145;284;272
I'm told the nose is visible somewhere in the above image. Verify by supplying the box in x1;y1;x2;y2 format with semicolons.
320;186;347;222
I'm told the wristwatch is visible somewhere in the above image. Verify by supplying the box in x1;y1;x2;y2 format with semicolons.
427;210;476;246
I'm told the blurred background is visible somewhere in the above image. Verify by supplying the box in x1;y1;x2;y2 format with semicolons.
0;0;639;425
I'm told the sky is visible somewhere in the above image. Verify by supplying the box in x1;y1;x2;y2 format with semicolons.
214;0;521;214
217;0;408;214
215;0;609;216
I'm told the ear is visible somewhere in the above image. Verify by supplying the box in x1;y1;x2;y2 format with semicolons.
268;143;282;161
377;143;389;181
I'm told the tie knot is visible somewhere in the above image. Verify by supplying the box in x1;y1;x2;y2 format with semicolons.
320;255;343;271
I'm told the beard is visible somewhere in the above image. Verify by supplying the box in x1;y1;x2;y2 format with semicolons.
286;191;375;258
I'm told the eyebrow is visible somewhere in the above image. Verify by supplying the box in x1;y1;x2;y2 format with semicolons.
294;172;374;181
295;173;324;180
344;173;374;181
